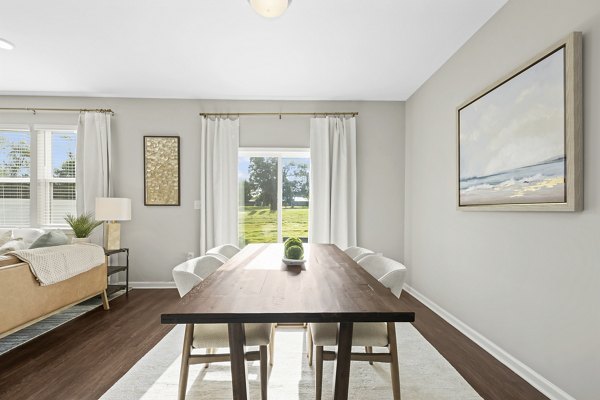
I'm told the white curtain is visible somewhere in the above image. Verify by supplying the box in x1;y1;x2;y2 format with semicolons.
309;116;357;248
76;112;112;215
200;117;239;255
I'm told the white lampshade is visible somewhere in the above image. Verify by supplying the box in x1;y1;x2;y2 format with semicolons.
248;0;291;18
95;198;132;221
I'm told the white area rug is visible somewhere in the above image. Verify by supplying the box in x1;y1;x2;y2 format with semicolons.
101;324;482;400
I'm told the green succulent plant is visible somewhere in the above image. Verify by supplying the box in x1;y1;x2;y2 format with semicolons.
64;213;103;238
284;237;303;250
285;245;304;260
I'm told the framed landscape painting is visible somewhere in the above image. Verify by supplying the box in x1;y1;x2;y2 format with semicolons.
144;135;180;206
457;32;582;211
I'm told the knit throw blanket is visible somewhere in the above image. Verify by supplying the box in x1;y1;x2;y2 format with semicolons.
9;243;105;286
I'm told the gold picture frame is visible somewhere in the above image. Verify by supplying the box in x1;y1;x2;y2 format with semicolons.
457;32;582;212
144;136;180;206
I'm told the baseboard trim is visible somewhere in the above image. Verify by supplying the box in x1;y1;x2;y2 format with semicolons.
127;281;177;289
403;284;575;400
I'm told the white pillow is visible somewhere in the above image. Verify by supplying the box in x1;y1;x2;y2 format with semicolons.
0;230;12;246
0;238;27;255
12;228;46;247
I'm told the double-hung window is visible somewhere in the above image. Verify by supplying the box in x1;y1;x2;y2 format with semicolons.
37;129;77;226
0;129;31;227
0;126;77;228
238;148;310;246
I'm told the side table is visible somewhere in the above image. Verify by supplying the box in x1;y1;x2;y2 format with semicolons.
104;248;130;298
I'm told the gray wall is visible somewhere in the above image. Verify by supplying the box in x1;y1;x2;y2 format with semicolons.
404;1;600;399
0;97;405;284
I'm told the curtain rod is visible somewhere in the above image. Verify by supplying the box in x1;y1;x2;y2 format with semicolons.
0;107;114;115
199;112;358;118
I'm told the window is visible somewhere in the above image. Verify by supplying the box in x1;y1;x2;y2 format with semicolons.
37;130;77;226
0;126;77;228
0;130;31;227
238;149;310;246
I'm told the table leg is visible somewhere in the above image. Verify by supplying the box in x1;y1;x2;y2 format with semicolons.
228;323;248;400
178;324;194;400
333;322;353;400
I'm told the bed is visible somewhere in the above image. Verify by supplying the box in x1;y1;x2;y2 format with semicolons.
0;254;108;339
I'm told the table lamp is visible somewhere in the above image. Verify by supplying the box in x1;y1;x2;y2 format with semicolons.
95;197;131;250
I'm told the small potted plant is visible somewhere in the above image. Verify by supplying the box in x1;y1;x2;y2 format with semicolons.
64;213;103;244
283;237;305;265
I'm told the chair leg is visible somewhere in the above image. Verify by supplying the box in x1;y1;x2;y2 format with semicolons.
315;346;323;400
205;347;213;368
307;324;313;366
269;324;275;366
178;324;194;400
365;346;374;365
260;345;268;400
387;323;401;400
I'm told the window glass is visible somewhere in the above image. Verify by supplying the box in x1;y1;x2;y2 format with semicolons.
0;130;31;227
282;157;310;242
238;151;310;246
38;130;77;226
239;156;278;245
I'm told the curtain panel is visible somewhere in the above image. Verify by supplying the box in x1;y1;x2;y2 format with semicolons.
200;117;239;255
76;111;112;215
309;116;357;248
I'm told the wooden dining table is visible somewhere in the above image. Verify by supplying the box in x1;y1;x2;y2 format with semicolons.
161;243;415;400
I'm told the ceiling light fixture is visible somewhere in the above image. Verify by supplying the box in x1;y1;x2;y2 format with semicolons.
248;0;291;18
0;38;15;50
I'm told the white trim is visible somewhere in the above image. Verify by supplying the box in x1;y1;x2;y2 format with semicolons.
0;177;29;183
403;284;576;400
32;124;77;131
277;156;283;242
127;281;177;289
239;147;310;158
0;124;30;130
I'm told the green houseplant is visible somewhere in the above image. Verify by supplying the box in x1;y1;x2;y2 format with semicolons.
284;237;303;251
64;213;103;243
284;237;305;261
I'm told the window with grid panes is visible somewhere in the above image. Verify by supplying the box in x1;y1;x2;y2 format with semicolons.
0;129;31;227
0;127;77;228
37;130;77;226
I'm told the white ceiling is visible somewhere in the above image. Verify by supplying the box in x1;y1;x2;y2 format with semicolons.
0;0;506;101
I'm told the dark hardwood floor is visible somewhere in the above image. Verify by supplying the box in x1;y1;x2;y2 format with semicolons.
399;293;548;400
0;289;547;400
0;289;179;400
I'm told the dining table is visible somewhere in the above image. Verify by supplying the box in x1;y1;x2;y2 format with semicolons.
161;243;415;400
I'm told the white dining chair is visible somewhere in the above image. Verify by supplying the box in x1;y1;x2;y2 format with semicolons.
206;244;242;263
172;255;274;400
307;255;407;400
343;246;378;263
172;255;224;297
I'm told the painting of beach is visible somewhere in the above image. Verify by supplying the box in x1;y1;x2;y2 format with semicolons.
458;47;566;206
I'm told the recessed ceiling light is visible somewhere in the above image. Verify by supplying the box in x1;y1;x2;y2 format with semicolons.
0;38;15;50
248;0;292;18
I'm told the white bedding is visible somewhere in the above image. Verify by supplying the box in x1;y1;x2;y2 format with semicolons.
8;243;105;286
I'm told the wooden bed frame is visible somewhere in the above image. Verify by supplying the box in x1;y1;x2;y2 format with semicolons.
0;254;109;340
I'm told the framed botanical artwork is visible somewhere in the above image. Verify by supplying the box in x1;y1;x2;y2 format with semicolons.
144;136;180;206
457;32;582;211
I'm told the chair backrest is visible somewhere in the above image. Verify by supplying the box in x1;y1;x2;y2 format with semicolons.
343;246;376;262
358;255;407;298
206;244;241;261
172;255;224;297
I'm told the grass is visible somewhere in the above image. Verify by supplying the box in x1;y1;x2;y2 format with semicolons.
239;206;308;245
